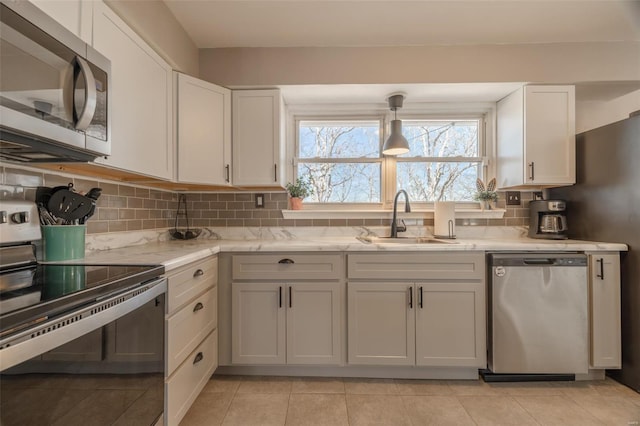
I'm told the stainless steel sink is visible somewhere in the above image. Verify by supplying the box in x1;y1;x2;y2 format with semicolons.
359;236;458;244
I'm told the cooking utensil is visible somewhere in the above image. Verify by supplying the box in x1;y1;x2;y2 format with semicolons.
79;187;101;224
47;189;94;222
170;194;201;240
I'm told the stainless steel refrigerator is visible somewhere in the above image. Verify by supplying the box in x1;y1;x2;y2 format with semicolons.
550;113;640;392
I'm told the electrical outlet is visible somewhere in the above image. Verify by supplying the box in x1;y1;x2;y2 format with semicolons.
255;194;265;208
533;192;544;201
506;191;521;206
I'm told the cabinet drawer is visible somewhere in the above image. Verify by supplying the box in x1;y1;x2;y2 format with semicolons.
348;252;484;280
167;257;217;314
167;286;217;375
232;254;342;280
166;329;218;426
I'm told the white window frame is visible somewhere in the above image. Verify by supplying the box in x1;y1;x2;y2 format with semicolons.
391;114;487;208
286;102;496;212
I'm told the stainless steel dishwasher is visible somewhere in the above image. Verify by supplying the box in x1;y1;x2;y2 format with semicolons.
488;253;589;377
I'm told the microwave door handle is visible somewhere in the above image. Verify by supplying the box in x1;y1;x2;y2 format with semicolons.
74;56;97;131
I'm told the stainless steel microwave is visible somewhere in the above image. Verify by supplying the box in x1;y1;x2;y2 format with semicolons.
0;1;111;163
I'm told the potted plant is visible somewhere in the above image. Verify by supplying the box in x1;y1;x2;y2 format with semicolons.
285;177;314;210
474;178;498;210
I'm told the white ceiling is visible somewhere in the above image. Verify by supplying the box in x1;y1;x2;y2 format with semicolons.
163;0;640;49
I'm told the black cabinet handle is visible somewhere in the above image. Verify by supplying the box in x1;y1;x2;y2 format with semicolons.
278;258;294;264
279;286;282;308
529;162;535;181
225;164;230;182
409;287;413;309
274;164;277;182
596;258;604;280
193;352;204;364
193;302;204;312
289;286;292;308
419;286;423;309
193;269;204;277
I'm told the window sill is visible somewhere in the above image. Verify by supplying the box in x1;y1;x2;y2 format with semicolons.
281;208;506;220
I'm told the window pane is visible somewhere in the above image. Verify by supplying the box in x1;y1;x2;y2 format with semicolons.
400;120;479;157
299;120;380;159
298;163;381;203
397;162;479;201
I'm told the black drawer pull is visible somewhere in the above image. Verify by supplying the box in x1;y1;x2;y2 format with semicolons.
193;269;204;277
193;302;204;312
278;259;294;264
289;286;292;308
419;286;423;309
193;352;204;364
279;286;282;308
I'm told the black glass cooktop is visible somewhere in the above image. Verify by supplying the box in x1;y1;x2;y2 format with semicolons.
0;264;164;337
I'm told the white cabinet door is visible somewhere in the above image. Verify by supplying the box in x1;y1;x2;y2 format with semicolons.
287;282;341;365
232;90;283;186
415;282;486;367
231;282;286;364
347;282;415;366
31;0;92;43
496;85;575;188
92;2;174;180
588;253;622;368
523;85;576;185
176;73;231;185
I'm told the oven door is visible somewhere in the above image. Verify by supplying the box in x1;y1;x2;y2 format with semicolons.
0;279;166;426
0;1;110;162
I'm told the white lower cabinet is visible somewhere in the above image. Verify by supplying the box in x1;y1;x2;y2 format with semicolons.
165;256;218;426
347;252;486;368
231;282;342;365
347;283;415;365
348;281;485;367
415;282;485;367
588;252;621;369
166;329;218;426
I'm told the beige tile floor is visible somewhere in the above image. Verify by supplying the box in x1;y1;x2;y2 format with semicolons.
181;375;640;426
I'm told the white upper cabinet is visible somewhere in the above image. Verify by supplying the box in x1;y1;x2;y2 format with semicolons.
496;85;576;188
175;73;231;185
92;2;174;180
30;0;93;43
232;89;285;187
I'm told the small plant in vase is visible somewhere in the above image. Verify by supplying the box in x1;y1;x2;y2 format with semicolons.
285;177;314;210
474;178;498;210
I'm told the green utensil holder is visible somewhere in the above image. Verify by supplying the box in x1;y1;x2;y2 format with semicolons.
42;225;86;261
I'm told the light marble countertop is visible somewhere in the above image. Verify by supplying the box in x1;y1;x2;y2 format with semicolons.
78;226;628;272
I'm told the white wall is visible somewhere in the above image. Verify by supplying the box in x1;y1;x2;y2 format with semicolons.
105;0;199;76
199;42;640;87
576;90;640;133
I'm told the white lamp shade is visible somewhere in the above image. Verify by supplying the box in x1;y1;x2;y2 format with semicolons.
382;119;409;155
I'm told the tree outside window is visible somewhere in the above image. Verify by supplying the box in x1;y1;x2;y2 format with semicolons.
295;117;483;205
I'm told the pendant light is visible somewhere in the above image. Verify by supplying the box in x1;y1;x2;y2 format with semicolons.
382;94;410;156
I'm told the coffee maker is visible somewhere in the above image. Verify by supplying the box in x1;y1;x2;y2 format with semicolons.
528;200;568;239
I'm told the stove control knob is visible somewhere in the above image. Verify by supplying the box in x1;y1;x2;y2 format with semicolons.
10;211;30;224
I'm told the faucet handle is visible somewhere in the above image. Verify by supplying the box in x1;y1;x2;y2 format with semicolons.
396;219;407;233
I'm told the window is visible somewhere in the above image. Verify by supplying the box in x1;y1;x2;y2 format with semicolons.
294;114;485;207
397;119;482;202
297;119;383;203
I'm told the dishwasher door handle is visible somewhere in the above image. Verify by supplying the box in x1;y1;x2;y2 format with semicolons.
523;258;555;265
